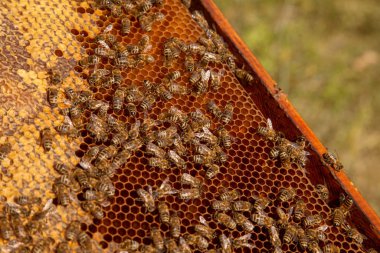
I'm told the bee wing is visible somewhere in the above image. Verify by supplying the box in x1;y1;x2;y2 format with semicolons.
201;69;211;82
316;224;328;232
63;116;74;128
267;118;273;129
236;233;251;242
103;24;113;33
159;177;170;190
288;206;294;218
199;215;209;226
42;198;54;212
276;207;286;220
147;185;153;196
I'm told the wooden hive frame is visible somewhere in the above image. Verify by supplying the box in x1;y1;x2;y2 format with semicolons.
196;0;380;248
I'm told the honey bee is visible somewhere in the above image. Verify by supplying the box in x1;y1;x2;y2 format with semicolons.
220;103;234;125
232;233;254;250
251;195;270;212
207;100;222;120
179;237;192;253
0;216;12;240
156;84;173;101
316;184;329;202
139;12;165;32
257;118;280;141
181;173;202;188
214;212;236;230
339;194;353;211
211;200;231;212
219;188;240;202
157;201;170;225
121;18;131;35
173;138;187;156
303;214;323;228
189;69;202;85
119;238;140;251
88;68;110;86
342;223;366;245
49;69;63;85
47;87;58;108
151;226;164;251
77;231;93;252
235;68;253;83
14;195;41;206
0;143;11;161
164;44;180;65
65;220;81;241
52;162;70;175
322;152;343;171
138;35;152;53
73;169;91;190
367;249;378;253
193;69;210;95
231;201;253;212
233;212;254;232
184;55;195;72
78;54;99;68
53;182;70;206
64;87;77;101
95;145;118;165
144;142;165;158
9;213;28;239
179;188;201;200
56;241;70;253
181;0;191;8
79;146;100;170
205;163;220;179
31;199;56;221
293;199;306;222
297;227;309;250
191;10;209;29
283;223;299;244
169;211;181;238
210;70;223;91
194;216;214;240
195;127;218;146
307;240;323;253
323;243;340;253
140;94;156;111
251;211;275;227
226;55;236;71
137;186;156;212
167;83;188;96
268;225;282;250
219;234;232;253
305;225;328;242
276;206;293;229
40;127;53;151
31;237;55;253
332;207;348;227
154;177;178;199
95;47;116;59
198;35;215;51
137;0;153;14
185;234;209;250
277;187;296;202
112;87;125;112
201;52;221;66
148;157;170;170
123;103;136;117
166;238;180;253
81;201;104;220
165;71;181;83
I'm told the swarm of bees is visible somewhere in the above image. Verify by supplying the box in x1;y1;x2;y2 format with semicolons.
0;198;64;252
1;0;374;252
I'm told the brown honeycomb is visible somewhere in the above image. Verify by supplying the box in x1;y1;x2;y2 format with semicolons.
0;0;379;252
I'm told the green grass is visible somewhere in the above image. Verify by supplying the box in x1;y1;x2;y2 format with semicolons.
214;0;380;214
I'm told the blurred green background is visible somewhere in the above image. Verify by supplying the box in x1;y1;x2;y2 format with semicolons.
214;0;380;214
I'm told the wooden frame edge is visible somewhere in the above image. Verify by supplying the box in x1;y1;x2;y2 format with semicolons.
199;0;380;235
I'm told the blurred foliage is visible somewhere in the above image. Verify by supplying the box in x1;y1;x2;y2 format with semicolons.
215;0;380;213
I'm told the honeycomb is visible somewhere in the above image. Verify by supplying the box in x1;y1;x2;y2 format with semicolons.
0;0;379;252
